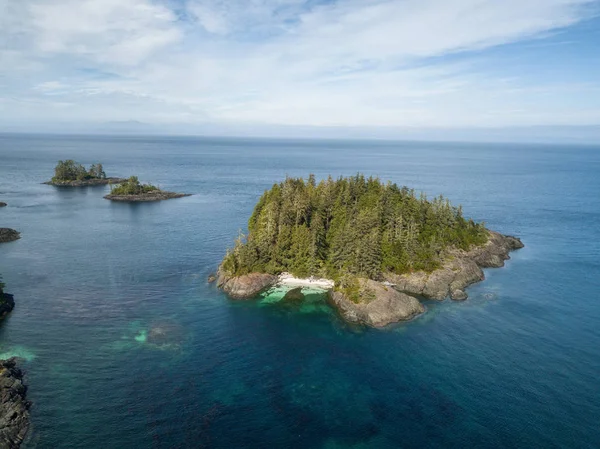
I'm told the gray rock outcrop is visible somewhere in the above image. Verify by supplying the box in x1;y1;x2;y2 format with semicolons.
0;293;15;320
217;270;277;299
328;279;424;327
44;177;127;187
104;192;191;202
0;229;20;244
384;231;523;301
0;358;30;448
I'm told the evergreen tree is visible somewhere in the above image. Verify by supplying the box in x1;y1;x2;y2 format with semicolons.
222;175;488;279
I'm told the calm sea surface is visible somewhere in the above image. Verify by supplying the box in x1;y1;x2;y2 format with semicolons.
0;134;599;448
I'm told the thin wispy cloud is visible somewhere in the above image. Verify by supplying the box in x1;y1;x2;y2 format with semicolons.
1;0;599;132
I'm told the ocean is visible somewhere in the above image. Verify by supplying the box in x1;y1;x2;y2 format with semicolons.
1;134;599;448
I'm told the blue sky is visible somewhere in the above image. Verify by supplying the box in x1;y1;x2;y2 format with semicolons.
1;0;600;138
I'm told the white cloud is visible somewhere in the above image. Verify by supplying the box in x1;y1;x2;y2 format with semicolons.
27;0;182;65
0;0;598;131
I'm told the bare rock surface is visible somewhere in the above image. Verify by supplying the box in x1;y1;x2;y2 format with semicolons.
0;293;15;319
44;177;127;187
328;279;424;328
104;192;191;202
217;270;277;299
0;358;30;448
384;231;523;301
0;229;20;244
217;231;523;327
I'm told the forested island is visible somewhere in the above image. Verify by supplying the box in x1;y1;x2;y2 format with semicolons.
44;160;127;186
104;176;190;202
217;175;523;327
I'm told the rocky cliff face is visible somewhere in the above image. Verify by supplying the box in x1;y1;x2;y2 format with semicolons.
384;231;524;301
217;231;523;328
0;229;20;244
217;270;277;299
328;279;424;328
0;359;30;448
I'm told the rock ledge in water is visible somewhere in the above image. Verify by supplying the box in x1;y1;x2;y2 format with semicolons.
0;358;30;448
0;293;15;320
328;279;424;327
0;229;20;244
383;231;524;301
216;270;277;299
44;177;127;187
104;191;191;202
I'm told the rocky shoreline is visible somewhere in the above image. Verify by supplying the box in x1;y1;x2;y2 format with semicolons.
0;293;15;320
0;358;30;448
0;229;20;244
104;191;191;202
217;230;523;328
44;177;128;187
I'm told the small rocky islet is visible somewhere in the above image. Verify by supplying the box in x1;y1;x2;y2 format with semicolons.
43;159;127;187
217;174;524;328
103;176;190;202
43;160;189;201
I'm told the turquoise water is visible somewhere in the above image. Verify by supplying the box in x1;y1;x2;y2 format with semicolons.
1;134;599;448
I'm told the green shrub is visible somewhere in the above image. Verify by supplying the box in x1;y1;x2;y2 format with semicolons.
110;176;160;195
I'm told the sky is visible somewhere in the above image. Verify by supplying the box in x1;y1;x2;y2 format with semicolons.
1;0;600;140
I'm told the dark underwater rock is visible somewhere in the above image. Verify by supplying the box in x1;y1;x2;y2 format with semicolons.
0;202;6;207
0;358;30;448
0;229;20;244
146;320;185;349
282;287;305;303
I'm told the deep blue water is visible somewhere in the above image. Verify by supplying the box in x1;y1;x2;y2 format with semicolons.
1;134;599;448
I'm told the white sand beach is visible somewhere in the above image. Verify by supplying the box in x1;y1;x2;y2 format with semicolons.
277;273;335;290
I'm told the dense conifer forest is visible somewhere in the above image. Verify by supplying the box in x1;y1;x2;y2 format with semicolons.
222;175;488;280
52;160;106;182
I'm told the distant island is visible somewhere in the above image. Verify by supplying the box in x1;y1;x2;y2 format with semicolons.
44;160;127;186
104;176;190;202
0;228;20;244
217;175;523;327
